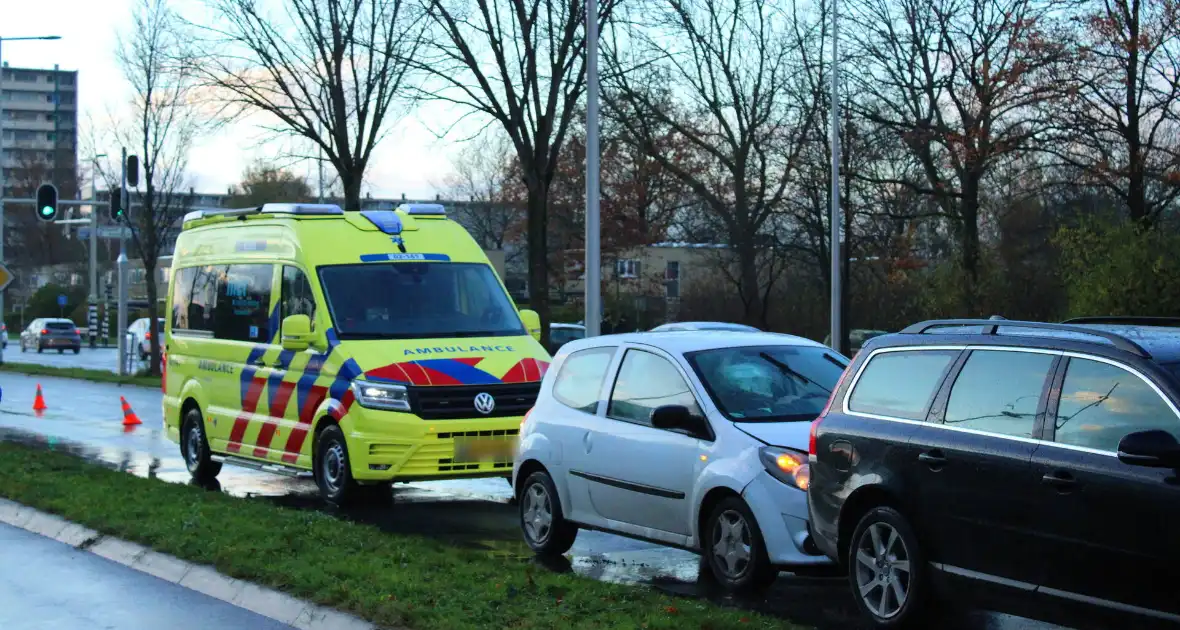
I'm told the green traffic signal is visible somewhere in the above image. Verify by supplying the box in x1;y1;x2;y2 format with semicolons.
35;184;59;222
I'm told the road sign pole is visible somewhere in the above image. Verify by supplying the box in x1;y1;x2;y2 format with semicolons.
117;148;129;376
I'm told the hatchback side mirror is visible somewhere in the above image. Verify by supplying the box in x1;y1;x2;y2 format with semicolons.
281;314;313;351
1117;430;1180;468
650;404;710;438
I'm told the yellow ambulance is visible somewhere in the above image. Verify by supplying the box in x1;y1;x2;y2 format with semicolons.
163;202;549;504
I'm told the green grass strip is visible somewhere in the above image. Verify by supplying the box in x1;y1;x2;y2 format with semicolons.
0;362;158;388
0;442;801;630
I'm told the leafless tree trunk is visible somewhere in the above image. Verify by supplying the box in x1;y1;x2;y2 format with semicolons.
1050;0;1180;227
188;0;424;210
414;0;617;340
603;0;821;327
112;0;204;376
849;0;1069;310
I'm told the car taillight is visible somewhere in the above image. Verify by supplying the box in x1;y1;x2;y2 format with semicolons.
41;329;48;335
811;365;854;457
145;332;151;340
76;328;83;335
809;418;820;456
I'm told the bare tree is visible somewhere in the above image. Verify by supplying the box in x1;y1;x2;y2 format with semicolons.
441;136;525;251
415;0;618;338
1050;0;1180;226
188;0;424;209
850;0;1069;307
603;0;821;327
111;0;204;375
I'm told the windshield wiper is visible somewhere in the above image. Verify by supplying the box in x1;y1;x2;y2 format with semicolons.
759;352;832;393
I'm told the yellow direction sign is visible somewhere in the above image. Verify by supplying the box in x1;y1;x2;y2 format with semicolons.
0;264;12;292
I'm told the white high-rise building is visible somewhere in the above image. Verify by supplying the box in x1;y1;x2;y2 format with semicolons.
0;63;78;199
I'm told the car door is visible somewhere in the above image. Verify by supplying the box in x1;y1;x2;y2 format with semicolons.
539;345;620;525
1031;355;1180;618
257;265;320;465
573;346;707;538
214;263;279;458
909;348;1059;587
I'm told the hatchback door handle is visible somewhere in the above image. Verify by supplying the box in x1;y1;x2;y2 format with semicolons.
918;451;947;466
1042;471;1077;491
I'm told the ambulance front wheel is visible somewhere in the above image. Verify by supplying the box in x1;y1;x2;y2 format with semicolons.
182;408;222;482
314;424;362;506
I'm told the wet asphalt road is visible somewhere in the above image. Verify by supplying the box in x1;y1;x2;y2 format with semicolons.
0;370;1068;630
2;344;131;374
0;522;295;630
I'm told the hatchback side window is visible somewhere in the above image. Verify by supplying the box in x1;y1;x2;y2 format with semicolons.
1055;358;1179;451
608;349;702;425
551;347;616;413
944;350;1055;438
848;350;959;420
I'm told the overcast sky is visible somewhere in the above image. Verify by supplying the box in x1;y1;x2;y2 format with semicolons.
2;0;469;199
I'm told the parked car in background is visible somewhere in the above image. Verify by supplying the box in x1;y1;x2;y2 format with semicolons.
547;323;585;354
824;329;889;354
809;317;1180;629
651;321;761;333
515;331;848;591
128;317;165;360
1;322;6;350
20;318;82;354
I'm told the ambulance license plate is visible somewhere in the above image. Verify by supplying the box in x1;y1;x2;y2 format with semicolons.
453;438;513;464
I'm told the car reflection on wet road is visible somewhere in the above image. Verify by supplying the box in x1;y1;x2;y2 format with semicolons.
0;371;1065;630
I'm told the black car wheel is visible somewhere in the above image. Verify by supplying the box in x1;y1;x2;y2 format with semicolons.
314;424;362;506
19;340;25;353
702;496;778;592
848;506;931;628
519;470;577;555
181;407;222;482
36;342;43;353
72;347;80;355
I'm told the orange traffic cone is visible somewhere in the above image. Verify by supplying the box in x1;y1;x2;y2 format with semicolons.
120;397;142;427
33;385;47;412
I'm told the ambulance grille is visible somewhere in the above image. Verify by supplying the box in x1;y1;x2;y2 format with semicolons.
410;383;540;420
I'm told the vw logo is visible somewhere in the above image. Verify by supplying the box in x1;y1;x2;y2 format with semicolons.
474;392;496;415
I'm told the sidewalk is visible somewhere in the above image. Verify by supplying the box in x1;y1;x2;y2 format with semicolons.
0;499;376;630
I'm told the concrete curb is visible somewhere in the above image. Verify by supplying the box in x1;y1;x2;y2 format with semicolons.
0;497;377;630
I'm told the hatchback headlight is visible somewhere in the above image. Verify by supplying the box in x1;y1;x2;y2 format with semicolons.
349;380;411;411
759;446;811;491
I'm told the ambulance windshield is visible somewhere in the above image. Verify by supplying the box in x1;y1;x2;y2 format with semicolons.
318;262;526;339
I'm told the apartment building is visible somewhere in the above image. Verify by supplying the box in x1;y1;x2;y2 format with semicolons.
0;63;78;199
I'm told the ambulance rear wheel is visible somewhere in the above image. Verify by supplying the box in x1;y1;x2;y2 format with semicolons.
315;424;361;506
182;408;222;482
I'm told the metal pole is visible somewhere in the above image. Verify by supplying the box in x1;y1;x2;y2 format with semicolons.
584;0;602;338
317;124;325;204
0;38;6;366
88;157;99;348
829;0;842;355
117;148;128;375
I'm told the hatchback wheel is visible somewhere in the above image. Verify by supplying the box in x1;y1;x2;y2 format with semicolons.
702;497;777;592
519;470;577;555
848;506;930;628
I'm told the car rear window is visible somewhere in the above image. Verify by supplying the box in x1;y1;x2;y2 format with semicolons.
847;350;959;420
46;322;75;331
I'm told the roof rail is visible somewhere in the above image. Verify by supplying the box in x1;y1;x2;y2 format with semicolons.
183;203;344;224
899;318;1151;358
1062;316;1180;328
397;203;445;216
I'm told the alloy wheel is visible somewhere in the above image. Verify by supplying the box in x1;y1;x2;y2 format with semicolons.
522;482;554;544
712;509;753;579
854;521;912;619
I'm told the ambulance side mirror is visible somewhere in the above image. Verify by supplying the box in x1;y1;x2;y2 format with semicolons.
281;314;313;351
519;309;542;342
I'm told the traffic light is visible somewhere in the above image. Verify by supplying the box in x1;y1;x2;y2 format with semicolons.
126;155;139;188
36;184;59;222
110;187;124;222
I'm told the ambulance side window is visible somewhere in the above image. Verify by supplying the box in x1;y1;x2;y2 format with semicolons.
172;266;219;334
211;264;274;343
281;266;316;330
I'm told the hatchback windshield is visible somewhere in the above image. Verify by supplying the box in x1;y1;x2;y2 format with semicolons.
318;262;524;339
687;345;847;422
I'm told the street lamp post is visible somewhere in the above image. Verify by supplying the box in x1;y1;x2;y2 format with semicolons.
89;153;108;348
828;1;842;355
0;35;63;364
584;0;602;338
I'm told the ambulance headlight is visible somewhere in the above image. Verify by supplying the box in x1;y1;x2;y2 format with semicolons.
350;380;411;412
